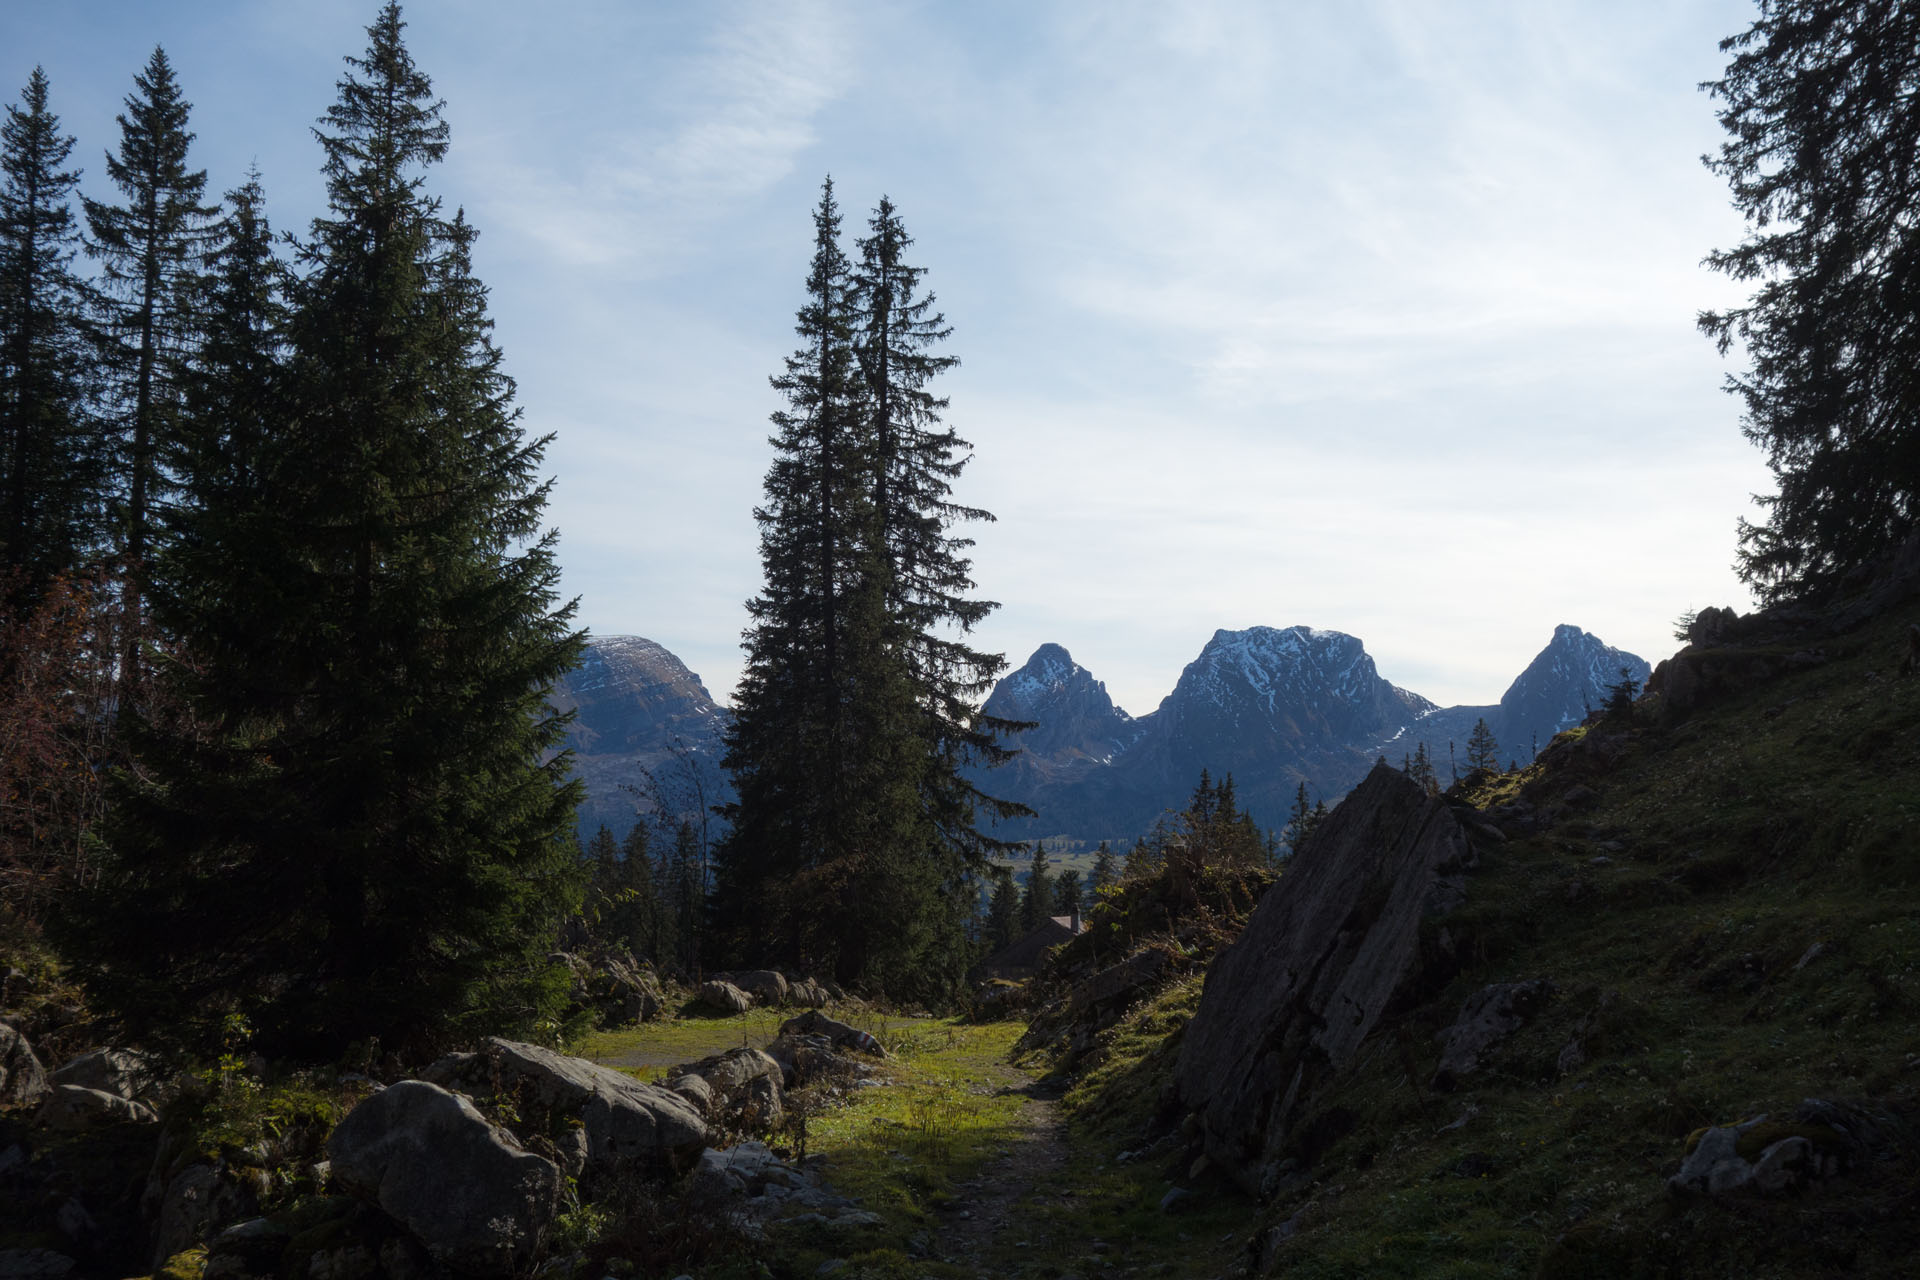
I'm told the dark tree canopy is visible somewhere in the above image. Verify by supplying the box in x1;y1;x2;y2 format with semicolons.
1702;0;1920;600
75;5;584;1058
0;67;100;600
84;46;216;695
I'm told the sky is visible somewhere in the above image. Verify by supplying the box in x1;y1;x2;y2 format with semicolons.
4;0;1771;714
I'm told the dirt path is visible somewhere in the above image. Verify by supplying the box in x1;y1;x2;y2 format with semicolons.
935;1064;1074;1275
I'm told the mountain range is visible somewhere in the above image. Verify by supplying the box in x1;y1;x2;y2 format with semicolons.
975;623;1650;844
552;624;1649;848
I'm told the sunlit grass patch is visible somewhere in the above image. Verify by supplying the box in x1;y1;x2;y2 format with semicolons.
804;1019;1028;1228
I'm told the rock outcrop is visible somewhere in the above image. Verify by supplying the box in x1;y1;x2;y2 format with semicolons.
451;1038;708;1181
0;1022;49;1112
1431;979;1555;1090
695;980;753;1015
1174;763;1478;1196
326;1080;560;1278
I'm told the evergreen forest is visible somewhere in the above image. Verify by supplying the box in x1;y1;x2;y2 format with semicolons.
3;2;1920;1278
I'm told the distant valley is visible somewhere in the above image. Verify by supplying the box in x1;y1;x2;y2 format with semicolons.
558;624;1649;847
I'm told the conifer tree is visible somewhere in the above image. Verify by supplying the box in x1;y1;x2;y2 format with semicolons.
669;818;704;972
1089;841;1118;895
83;47;216;698
1052;868;1082;919
984;863;1019;953
1285;781;1316;852
1703;1;1920;600
74;4;584;1058
1408;742;1438;795
1019;841;1053;933
0;68;100;602
1465;717;1499;773
852;196;1025;866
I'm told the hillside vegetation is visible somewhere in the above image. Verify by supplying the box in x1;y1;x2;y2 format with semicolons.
1024;592;1920;1278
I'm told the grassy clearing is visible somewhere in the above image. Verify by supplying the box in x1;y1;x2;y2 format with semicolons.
574;1005;790;1076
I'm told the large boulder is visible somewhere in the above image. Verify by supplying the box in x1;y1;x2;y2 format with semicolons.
777;1010;883;1056
326;1080;560;1279
1175;763;1478;1197
0;1022;49;1112
683;1047;783;1130
35;1084;157;1130
148;1163;260;1272
695;980;753;1015
50;1048;162;1102
472;1038;708;1180
720;970;789;1006
788;978;831;1009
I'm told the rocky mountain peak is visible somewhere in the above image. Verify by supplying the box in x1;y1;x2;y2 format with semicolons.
1498;625;1652;749
986;644;1137;761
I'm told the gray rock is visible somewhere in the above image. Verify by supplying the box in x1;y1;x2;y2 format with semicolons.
0;1022;49;1112
1432;979;1555;1089
327;1080;560;1278
36;1083;157;1130
789;978;831;1008
667;1074;714;1116
0;1249;75;1280
687;1047;784;1129
50;1048;161;1101
1158;1186;1192;1213
696;980;753;1015
149;1163;261;1271
479;1038;708;1179
202;1217;291;1280
1174;763;1478;1196
777;1010;883;1056
723;970;789;1005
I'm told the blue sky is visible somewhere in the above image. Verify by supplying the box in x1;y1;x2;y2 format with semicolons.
5;0;1769;713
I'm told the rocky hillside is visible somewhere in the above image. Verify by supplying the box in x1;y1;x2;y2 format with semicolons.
547;635;730;841
978;624;1647;844
1139;578;1920;1275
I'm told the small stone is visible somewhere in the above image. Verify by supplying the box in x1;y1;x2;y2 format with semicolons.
1158;1186;1192;1213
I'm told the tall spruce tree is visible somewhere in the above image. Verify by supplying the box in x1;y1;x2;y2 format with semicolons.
852;197;1025;868
715;177;927;989
84;47;217;700
0;67;100;603
74;4;584;1058
1702;1;1920;600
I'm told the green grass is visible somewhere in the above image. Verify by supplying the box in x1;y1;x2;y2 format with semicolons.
574;1004;790;1077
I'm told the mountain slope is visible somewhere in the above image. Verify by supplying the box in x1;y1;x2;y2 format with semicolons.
547;635;729;841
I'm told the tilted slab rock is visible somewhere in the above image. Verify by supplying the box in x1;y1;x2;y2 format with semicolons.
1175;762;1478;1197
327;1080;558;1279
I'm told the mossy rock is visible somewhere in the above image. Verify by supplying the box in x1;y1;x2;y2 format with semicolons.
157;1246;208;1280
1734;1121;1849;1162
